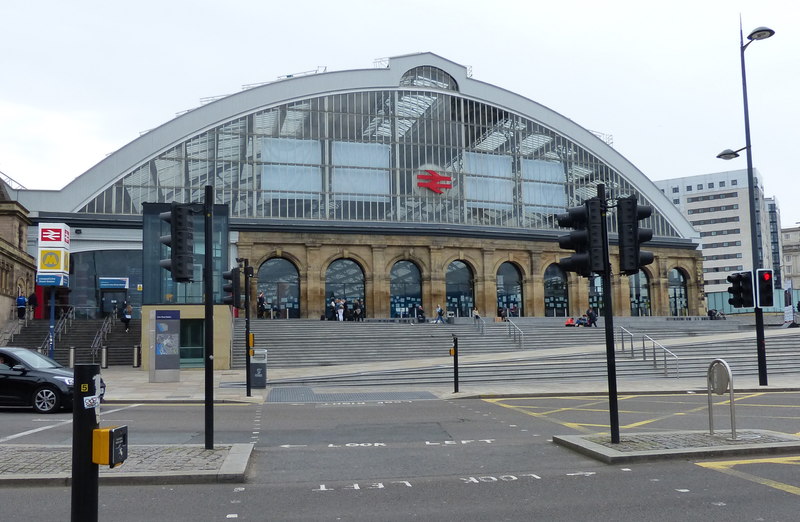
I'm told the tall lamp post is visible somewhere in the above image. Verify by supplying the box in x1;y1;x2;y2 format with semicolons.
717;23;774;386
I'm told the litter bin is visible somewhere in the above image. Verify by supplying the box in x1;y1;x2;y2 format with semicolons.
250;349;267;388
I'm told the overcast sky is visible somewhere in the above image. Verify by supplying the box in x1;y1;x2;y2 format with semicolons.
2;0;798;225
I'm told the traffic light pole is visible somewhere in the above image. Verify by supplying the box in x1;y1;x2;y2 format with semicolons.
242;259;252;397
597;184;620;444
756;308;767;385
203;185;214;449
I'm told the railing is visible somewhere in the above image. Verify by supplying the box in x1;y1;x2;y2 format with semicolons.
506;319;524;350
38;306;75;355
617;326;636;358
90;314;115;360
0;319;22;345
642;334;679;378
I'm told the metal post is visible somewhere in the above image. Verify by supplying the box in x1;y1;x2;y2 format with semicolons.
739;23;768;386
71;363;101;522
452;334;459;393
597;184;620;444
49;289;55;359
203;185;215;449
242;259;252;397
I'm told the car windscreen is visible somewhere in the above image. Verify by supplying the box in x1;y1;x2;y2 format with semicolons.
11;349;63;369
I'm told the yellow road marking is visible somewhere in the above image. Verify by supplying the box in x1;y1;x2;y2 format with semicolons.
697;456;800;496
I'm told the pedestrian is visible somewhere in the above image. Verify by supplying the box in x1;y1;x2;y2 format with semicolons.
27;292;38;318
15;292;26;319
121;302;133;332
337;299;345;321
257;292;266;319
586;307;598;327
472;307;481;323
434;304;445;324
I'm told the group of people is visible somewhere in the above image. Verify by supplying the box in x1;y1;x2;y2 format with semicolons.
256;292;278;319
327;297;366;321
15;292;37;320
565;308;599;327
707;309;727;320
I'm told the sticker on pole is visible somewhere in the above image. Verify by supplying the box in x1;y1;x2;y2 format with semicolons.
83;395;101;409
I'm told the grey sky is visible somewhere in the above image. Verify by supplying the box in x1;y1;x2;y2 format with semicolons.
2;0;798;225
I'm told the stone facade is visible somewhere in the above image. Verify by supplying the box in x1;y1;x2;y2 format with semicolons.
0;185;36;325
237;230;704;319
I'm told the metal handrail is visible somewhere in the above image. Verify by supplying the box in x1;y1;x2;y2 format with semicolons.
90;314;115;358
617;326;636;358
506;319;524;350
37;306;75;355
642;334;679;378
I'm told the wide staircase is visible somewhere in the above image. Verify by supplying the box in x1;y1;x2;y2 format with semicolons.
4;318;141;366
230;316;800;387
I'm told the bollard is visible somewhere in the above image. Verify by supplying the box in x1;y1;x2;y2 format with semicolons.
100;346;108;369
69;346;76;368
133;344;141;368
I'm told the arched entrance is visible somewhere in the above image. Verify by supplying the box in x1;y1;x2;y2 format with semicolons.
544;264;568;317
497;262;523;318
446;260;473;318
325;259;366;320
257;258;300;318
629;270;651;316
669;268;689;316
390;260;422;318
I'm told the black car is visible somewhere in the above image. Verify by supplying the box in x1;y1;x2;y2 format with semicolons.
0;347;105;413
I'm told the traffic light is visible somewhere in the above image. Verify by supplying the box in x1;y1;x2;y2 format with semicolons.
756;269;774;308
556;198;606;277
159;203;195;282
617;196;654;275
727;271;754;308
222;267;242;308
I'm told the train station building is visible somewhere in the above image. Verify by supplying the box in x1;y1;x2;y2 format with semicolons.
8;52;703;342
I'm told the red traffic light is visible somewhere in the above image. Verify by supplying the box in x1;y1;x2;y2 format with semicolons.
761;271;771;281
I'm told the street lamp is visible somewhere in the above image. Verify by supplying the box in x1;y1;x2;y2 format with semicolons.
717;21;774;385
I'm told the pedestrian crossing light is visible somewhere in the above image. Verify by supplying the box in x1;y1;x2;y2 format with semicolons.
756;269;774;308
555;198;606;277
159;203;195;282
617;196;654;275
222;267;242;308
727;271;754;308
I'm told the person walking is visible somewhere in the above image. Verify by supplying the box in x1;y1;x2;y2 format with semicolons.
121;302;133;332
27;292;38;319
257;292;266;319
15;293;26;319
434;304;445;324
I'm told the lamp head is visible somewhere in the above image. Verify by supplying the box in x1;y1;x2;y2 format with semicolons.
747;26;775;41
716;149;741;160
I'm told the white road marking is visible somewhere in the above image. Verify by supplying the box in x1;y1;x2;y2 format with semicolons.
0;404;140;443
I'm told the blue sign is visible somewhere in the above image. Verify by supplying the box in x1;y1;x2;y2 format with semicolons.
99;277;129;289
36;273;69;287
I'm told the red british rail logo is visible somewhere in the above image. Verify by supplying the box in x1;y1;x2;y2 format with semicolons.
417;170;452;194
41;229;63;242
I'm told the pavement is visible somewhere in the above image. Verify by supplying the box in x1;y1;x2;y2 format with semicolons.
4;329;800;486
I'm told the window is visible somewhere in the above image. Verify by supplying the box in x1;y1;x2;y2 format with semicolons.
697;184;703;190
720;181;726;187
709;182;714;189
672;187;679;193
673;199;679;204
686;186;692;191
731;180;738;186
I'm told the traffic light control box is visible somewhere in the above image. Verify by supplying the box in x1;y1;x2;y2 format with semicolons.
92;425;128;468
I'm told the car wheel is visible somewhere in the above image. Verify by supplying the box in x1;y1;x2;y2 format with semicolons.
32;386;61;413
